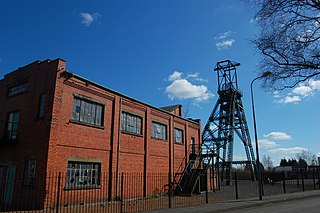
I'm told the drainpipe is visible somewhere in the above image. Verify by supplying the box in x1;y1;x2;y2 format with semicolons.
115;97;122;199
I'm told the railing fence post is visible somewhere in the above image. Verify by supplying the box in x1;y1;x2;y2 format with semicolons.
234;172;238;200
55;172;61;213
313;169;316;190
317;168;320;189
282;171;286;194
217;163;221;191
261;171;265;196
205;171;208;203
120;172;124;213
212;168;215;192
168;172;172;208
301;170;305;192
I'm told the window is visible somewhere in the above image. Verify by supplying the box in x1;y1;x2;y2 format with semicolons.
174;128;183;144
24;159;37;187
72;97;104;126
121;111;142;135
7;82;27;97
37;94;46;118
152;121;167;140
191;137;195;154
66;161;101;188
6;111;19;140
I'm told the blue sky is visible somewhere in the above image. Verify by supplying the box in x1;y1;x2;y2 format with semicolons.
1;0;320;166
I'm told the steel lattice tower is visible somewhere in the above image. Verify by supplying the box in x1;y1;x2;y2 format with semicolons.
202;60;256;185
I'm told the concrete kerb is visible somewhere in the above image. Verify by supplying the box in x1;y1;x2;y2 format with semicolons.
149;190;320;213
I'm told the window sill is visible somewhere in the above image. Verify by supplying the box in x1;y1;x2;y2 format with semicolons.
64;185;101;191
69;120;104;129
174;142;184;145
151;137;167;142
6;90;28;98
121;131;143;137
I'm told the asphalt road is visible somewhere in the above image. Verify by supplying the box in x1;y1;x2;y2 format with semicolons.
228;196;320;213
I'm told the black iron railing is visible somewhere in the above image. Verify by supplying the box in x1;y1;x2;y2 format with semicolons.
0;169;320;212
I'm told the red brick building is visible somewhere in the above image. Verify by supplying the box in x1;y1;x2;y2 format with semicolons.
0;59;202;206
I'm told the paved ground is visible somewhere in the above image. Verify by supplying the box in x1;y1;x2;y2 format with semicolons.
228;196;320;213
149;190;320;213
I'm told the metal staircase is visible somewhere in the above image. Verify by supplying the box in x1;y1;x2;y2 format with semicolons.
174;144;215;195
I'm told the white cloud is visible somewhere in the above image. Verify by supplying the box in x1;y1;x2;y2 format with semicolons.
274;79;320;104
165;71;213;102
214;31;236;50
79;12;100;27
273;91;281;98
278;95;301;104
168;71;182;81
166;79;213;102
292;85;313;97
214;31;232;40
264;132;292;140
269;147;308;154
259;139;279;149
187;73;199;78
216;39;235;50
187;73;208;82
309;79;320;90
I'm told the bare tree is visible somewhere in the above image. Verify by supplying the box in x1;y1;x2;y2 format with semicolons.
183;103;192;118
262;154;274;171
250;0;320;90
296;150;317;165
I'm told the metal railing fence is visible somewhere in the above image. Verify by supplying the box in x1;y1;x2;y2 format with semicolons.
0;169;319;212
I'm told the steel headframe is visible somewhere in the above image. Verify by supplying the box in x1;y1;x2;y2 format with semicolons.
202;60;257;185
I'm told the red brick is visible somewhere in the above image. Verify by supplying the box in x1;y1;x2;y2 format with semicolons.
0;59;203;202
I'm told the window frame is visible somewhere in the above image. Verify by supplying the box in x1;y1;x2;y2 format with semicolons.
6;111;20;140
121;111;143;136
191;137;195;154
65;161;101;190
7;82;28;97
23;159;37;187
151;121;167;141
71;96;104;127
37;93;46;119
174;128;184;144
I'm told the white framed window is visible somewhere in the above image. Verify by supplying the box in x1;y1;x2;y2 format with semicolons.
152;121;167;140
72;97;104;126
174;128;183;144
66;161;101;188
121;111;142;135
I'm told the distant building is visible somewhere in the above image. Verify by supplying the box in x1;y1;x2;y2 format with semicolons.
274;166;293;173
0;59;202;207
274;165;309;174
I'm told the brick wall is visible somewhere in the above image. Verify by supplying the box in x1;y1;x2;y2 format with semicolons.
0;59;66;177
0;58;203;200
